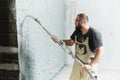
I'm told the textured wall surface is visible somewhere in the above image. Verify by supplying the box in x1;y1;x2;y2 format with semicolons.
16;0;66;80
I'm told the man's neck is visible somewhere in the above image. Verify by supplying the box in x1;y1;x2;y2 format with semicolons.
81;25;89;35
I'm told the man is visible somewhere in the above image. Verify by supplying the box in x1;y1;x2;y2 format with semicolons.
52;13;104;80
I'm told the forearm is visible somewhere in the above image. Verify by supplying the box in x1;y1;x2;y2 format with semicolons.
63;39;74;46
90;46;104;66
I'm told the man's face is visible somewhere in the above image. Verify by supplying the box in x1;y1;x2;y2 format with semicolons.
75;16;87;29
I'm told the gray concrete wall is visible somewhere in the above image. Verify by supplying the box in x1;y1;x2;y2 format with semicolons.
16;0;66;80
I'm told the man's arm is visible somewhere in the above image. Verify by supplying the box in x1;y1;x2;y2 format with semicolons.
63;39;75;46
83;46;104;70
90;46;104;66
52;36;75;46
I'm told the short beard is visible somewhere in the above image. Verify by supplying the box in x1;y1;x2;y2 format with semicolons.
75;26;82;30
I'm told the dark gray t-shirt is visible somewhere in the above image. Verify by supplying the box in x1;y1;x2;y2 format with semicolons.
71;27;103;53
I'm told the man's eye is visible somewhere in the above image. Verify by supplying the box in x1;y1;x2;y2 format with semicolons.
76;20;80;21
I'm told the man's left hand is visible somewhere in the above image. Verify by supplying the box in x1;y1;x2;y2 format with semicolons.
82;64;92;71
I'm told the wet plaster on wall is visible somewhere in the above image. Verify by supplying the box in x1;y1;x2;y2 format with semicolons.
16;0;66;80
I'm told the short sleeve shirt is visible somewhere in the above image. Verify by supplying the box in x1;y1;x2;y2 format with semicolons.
71;27;103;53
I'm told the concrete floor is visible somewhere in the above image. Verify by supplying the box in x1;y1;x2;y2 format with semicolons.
52;65;120;80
